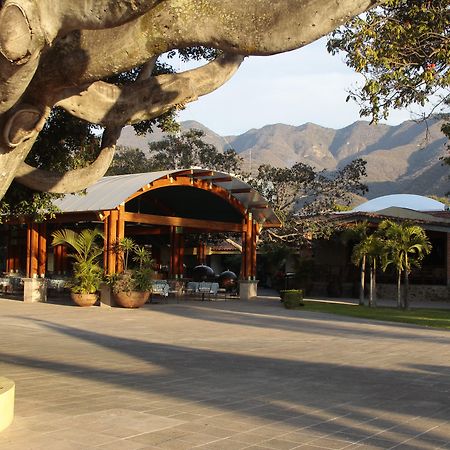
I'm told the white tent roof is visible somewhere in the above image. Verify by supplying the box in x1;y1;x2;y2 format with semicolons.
352;194;447;213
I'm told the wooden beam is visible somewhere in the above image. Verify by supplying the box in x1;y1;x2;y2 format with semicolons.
47;212;99;224
229;188;251;194
125;226;169;235
125;176;247;217
208;176;233;183
123;212;241;232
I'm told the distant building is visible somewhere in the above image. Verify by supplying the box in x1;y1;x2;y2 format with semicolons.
307;194;450;302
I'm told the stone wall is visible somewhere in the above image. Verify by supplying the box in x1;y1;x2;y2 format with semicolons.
377;283;449;302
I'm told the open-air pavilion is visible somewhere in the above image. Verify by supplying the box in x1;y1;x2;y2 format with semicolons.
1;168;281;301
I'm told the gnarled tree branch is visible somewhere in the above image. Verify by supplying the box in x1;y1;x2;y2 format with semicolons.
56;54;244;127
14;127;121;193
32;0;379;90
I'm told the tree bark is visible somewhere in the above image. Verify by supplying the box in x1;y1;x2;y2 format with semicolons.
56;54;243;127
369;262;374;308
397;270;402;309
31;0;379;90
359;255;365;306
0;0;381;201
14;127;120;193
404;269;410;310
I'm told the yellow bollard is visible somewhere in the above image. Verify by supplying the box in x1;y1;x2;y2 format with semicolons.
0;377;15;432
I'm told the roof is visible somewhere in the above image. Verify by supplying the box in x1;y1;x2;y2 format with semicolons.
54;168;281;227
332;207;450;233
352;194;447;213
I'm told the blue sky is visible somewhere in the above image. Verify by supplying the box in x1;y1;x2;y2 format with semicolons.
178;38;419;136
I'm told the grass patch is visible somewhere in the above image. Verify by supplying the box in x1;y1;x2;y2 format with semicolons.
302;301;450;329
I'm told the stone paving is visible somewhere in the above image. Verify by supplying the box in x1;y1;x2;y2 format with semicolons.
0;296;449;449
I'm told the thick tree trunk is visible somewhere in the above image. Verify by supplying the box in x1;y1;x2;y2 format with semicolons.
372;262;377;308
397;270;402;309
359;255;365;306
369;262;374;308
404;270;410;310
0;0;380;201
372;260;377;305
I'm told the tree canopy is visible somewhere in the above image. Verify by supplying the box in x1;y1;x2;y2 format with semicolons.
250;159;368;245
328;0;450;126
107;129;243;175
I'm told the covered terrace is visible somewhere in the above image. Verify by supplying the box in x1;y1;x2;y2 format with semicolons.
1;168;281;301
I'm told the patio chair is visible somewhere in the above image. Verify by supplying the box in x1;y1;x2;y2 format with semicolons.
150;280;170;303
185;281;199;297
198;281;219;301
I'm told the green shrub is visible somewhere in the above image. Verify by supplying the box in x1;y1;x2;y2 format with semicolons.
281;290;304;309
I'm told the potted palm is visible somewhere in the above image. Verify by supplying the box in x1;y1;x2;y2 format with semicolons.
110;238;154;308
51;228;104;306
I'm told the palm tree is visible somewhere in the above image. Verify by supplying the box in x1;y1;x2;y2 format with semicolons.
51;228;104;294
351;231;384;308
344;221;369;305
379;220;431;310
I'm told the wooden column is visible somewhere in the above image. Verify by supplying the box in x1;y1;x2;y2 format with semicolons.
105;210;118;275
241;217;247;279
240;213;257;280
250;220;258;279
26;222;39;277
103;214;109;274
177;232;184;277
38;224;47;277
5;229;12;273
169;226;176;277
246;213;253;279
197;242;207;265
170;227;184;278
116;205;125;272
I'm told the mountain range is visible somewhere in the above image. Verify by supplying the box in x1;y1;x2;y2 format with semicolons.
117;118;449;199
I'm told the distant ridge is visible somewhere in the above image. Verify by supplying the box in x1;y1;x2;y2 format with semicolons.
117;118;449;198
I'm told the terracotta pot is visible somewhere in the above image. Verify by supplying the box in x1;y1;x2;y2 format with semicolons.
70;292;98;307
114;291;150;308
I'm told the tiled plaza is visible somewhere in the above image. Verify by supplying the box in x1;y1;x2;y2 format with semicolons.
0;297;449;449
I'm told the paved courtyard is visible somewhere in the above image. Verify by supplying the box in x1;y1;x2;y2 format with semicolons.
0;297;449;450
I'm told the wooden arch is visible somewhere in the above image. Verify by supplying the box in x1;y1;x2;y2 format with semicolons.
103;173;259;278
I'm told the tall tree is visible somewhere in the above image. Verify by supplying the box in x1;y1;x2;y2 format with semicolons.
379;220;432;309
250;159;368;245
106;146;156;176
0;1;380;202
351;231;384;308
343;221;370;306
147;129;244;174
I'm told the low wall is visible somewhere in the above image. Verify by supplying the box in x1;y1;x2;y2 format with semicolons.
311;282;449;302
0;377;15;432
377;283;449;302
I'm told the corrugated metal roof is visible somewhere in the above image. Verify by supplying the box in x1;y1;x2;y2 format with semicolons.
54;168;281;227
